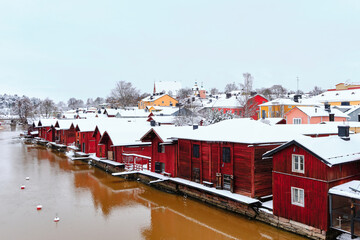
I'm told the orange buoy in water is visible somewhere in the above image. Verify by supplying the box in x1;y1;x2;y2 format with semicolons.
21;185;25;190
36;205;42;210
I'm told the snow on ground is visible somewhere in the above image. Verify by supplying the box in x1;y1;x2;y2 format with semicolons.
337;233;360;240
262;200;273;210
113;170;259;205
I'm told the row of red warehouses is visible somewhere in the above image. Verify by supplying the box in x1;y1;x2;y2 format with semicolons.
33;117;360;234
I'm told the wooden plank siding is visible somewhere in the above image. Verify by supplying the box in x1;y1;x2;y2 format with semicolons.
149;137;177;176
273;172;328;230
177;139;281;198
272;143;360;230
253;146;277;197
178;139;191;180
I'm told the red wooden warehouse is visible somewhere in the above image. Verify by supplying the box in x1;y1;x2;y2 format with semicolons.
98;121;152;169
36;119;57;142
75;119;99;153
174;119;298;198
54;120;77;145
141;126;193;177
264;125;360;231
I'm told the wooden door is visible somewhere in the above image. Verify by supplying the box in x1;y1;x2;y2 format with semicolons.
221;146;233;191
220;146;232;175
108;151;113;160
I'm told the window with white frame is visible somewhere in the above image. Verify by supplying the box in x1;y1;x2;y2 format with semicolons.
291;187;305;207
292;154;304;173
293;118;302;124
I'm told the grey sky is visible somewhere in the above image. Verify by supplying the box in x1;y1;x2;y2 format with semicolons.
1;0;360;102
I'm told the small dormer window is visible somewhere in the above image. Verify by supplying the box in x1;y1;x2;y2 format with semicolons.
336;93;339;96
352;92;355;95
321;94;324;96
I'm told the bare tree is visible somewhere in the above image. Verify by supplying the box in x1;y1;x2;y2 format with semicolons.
93;97;105;108
256;87;273;100
137;92;150;103
30;97;42;116
210;88;219;95
109;81;140;108
67;98;85;109
41;98;56;118
238;73;258;118
56;101;67;112
309;86;325;96
177;88;192;101
200;108;236;125
224;82;238;93
86;98;94;107
270;85;287;98
13;96;33;123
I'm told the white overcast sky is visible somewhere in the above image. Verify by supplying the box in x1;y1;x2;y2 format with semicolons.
1;0;360;102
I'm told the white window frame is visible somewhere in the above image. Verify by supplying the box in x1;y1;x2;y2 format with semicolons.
292;154;304;173
293;118;302;124
291;187;305;207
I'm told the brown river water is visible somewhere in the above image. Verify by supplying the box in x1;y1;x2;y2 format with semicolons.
0;127;306;240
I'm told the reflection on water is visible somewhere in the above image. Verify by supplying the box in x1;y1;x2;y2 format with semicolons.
0;128;306;240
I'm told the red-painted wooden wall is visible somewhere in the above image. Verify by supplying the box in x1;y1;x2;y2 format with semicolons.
272;143;360;230
177;139;279;198
150;137;177;176
77;131;96;154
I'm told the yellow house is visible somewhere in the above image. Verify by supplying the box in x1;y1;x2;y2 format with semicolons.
311;86;360;106
259;98;319;119
138;94;178;109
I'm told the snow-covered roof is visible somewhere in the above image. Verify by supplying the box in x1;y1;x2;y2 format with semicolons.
259;98;320;107
174;118;304;144
329;180;360;200
151;116;175;124
293;106;349;118
55;119;76;130
75;119;101;132
150;106;179;116
141;93;176;102
271;123;343;136
117;108;150;118
346;105;360;115
312;88;360;103
257;118;285;126
104;108;121;116
95;118;148;136
264;131;360;166
102;121;152;146
37;119;58;127
62;113;77;119
141;125;195;143
155;81;182;96
321;121;360;128
211;95;241;108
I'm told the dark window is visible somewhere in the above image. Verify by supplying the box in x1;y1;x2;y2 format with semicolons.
193;144;200;158
222;147;231;163
341;101;350;106
157;143;165;153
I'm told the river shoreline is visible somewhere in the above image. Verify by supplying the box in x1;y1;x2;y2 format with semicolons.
25;135;338;240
